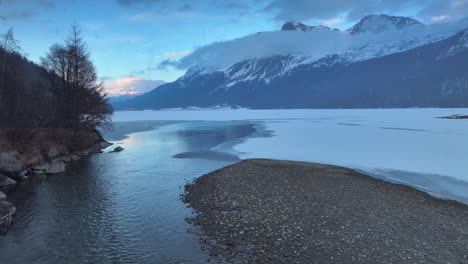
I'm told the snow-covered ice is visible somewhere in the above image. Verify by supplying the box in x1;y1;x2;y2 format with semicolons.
113;108;468;202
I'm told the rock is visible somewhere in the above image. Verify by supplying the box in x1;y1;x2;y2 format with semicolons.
57;155;72;163
23;148;44;167
31;162;50;173
0;200;15;233
71;155;80;162
62;156;72;162
0;200;16;215
0;153;27;179
45;160;66;174
47;147;61;159
0;191;5;200
75;149;91;157
17;170;28;182
99;141;113;149
0;174;17;193
110;146;124;153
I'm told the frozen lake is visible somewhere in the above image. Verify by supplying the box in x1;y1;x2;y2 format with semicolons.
115;108;468;203
2;108;467;264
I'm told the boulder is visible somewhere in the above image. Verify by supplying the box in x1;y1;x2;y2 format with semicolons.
22;148;44;167
0;200;16;215
31;162;50;173
0;191;5;200
70;155;80;162
18;170;28;182
110;146;124;153
57;155;72;163
99;141;113;149
0;174;17;193
47;147;61;159
0;153;27;179
75;148;91;157
45;160;66;174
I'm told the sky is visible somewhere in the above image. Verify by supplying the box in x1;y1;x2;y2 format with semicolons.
1;0;468;96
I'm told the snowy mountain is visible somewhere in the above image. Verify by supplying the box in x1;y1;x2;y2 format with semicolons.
347;14;424;35
114;15;468;110
108;94;138;103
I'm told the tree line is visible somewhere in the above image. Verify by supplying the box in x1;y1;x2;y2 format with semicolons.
0;24;113;142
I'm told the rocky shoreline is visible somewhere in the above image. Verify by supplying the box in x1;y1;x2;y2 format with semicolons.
183;159;468;264
0;129;112;233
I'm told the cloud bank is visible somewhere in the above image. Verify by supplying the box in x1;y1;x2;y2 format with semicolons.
159;16;468;71
0;0;55;20
116;0;468;24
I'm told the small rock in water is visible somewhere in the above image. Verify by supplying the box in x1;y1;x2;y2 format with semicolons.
110;146;124;153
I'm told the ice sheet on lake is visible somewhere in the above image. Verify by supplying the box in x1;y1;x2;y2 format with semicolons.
113;108;468;202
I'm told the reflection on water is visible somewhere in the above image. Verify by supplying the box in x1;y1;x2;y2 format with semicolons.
0;121;256;264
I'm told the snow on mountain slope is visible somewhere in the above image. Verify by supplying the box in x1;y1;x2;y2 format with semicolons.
113;15;468;110
347;14;423;35
281;22;339;32
177;15;468;88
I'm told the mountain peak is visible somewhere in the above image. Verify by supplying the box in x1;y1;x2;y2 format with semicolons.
281;22;338;32
348;14;424;35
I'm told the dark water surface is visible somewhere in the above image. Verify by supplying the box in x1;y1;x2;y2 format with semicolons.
0;121;257;264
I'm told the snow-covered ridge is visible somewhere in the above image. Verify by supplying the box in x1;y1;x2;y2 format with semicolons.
281;22;338;32
178;15;468;88
347;14;424;35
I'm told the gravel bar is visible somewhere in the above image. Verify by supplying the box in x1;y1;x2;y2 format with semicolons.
183;159;468;264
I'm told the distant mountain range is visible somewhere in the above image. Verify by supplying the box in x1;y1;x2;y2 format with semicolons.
114;14;468;110
108;94;139;103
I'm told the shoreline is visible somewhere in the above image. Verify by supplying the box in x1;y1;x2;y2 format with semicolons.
183;159;468;264
101;120;180;141
0;129;112;233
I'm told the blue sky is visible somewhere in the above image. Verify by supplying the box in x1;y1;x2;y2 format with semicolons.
1;0;467;95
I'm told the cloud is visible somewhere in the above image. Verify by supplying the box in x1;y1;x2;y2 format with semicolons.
117;0;468;25
177;3;193;12
153;59;179;70
321;17;344;26
260;0;468;24
117;0;192;13
117;0;254;17
230;17;250;24
0;0;55;20
117;0;164;7
262;0;399;21
217;2;251;13
100;76;113;81
419;0;468;23
163;50;192;58
127;12;153;22
156;17;468;71
124;10;199;23
429;15;451;24
104;76;166;96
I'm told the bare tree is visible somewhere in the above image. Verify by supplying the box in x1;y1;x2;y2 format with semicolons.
41;23;112;129
0;28;21;111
